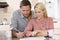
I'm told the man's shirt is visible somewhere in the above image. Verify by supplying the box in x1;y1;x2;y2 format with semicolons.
10;9;34;32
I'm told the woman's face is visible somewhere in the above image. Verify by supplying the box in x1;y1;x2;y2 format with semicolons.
34;8;44;18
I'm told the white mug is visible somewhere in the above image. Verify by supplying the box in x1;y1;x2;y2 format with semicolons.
48;29;54;37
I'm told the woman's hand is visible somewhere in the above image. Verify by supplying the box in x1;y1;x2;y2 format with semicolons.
41;30;47;36
25;32;32;37
32;30;47;37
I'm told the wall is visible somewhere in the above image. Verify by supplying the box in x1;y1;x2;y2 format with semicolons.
58;0;60;19
0;0;21;24
0;0;60;28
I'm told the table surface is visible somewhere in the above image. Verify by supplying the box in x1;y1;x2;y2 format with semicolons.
0;36;60;40
20;37;54;40
20;37;45;40
0;37;54;40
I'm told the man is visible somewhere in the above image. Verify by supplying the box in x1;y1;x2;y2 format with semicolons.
10;0;33;38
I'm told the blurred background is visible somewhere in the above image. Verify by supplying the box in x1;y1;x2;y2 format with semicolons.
0;0;60;26
0;0;60;39
0;0;60;25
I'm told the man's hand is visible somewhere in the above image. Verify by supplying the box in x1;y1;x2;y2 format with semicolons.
26;32;32;37
16;32;24;38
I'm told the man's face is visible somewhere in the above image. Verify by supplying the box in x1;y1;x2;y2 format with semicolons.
20;5;31;17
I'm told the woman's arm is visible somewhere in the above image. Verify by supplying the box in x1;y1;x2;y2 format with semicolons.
24;20;33;37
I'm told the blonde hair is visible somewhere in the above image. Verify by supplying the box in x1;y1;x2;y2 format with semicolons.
34;2;48;18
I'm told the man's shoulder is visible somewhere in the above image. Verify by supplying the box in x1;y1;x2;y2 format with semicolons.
30;18;36;22
11;9;22;18
13;9;21;13
12;9;21;15
31;10;34;18
31;10;34;13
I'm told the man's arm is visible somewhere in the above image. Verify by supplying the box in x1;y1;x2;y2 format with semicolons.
12;30;17;38
10;11;24;38
10;11;18;37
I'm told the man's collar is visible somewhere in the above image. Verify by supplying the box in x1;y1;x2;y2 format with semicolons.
20;12;25;18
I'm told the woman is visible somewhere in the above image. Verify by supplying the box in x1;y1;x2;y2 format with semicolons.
24;3;54;37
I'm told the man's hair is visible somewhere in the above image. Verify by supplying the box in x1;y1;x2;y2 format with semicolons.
20;0;31;8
